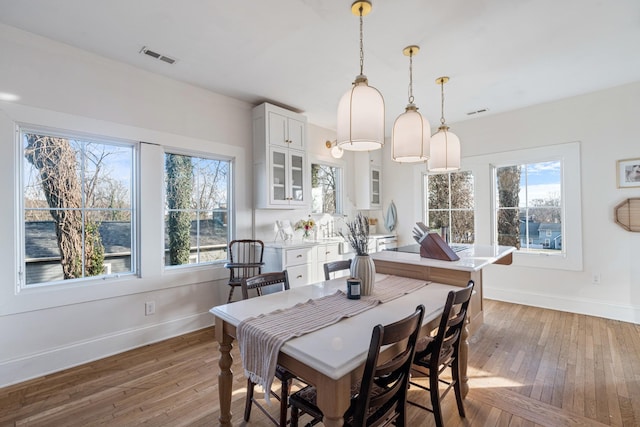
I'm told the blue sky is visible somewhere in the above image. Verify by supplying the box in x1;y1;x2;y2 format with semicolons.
520;161;561;205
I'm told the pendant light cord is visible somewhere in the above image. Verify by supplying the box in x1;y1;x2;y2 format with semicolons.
408;49;414;104
359;6;364;76
440;80;446;126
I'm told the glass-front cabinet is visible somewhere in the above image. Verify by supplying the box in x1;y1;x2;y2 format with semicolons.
371;167;381;207
254;102;308;209
354;152;382;210
269;148;306;206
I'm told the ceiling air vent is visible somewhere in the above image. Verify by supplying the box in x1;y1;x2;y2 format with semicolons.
466;108;489;116
139;46;176;65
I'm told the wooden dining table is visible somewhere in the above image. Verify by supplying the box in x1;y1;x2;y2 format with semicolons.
209;274;466;427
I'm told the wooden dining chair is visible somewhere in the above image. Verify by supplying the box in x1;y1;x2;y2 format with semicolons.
289;304;425;427
224;239;264;303
408;281;474;427
323;259;352;280
241;271;296;427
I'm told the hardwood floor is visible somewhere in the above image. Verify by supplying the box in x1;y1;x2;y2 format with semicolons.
2;300;639;426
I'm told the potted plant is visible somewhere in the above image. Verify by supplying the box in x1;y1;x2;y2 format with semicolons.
341;213;375;296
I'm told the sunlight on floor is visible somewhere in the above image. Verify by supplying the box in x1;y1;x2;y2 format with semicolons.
468;367;524;388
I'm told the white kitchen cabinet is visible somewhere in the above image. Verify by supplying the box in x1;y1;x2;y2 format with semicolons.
254;103;308;209
263;244;316;288
354;153;382;210
264;242;345;287
316;242;343;280
267;109;305;150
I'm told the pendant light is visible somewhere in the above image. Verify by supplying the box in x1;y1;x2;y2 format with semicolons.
336;1;385;152
429;76;461;171
392;45;430;163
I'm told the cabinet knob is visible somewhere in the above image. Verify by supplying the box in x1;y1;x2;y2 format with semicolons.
297;275;303;279
296;254;302;258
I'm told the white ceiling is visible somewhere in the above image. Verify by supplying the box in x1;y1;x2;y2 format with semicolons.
1;0;639;134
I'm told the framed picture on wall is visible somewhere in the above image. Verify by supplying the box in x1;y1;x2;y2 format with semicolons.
617;158;640;188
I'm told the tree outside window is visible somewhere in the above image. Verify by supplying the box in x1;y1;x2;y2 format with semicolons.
311;163;341;215
425;171;474;244
22;129;135;286
164;153;231;266
495;161;562;252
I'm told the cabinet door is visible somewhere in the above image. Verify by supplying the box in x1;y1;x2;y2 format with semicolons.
371;167;381;207
288;150;306;206
269;148;289;205
288;264;313;288
287;117;306;150
268;111;289;147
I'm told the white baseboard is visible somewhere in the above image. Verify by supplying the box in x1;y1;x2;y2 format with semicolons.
0;312;214;388
485;288;640;324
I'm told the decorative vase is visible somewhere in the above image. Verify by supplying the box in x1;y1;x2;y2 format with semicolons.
351;255;375;296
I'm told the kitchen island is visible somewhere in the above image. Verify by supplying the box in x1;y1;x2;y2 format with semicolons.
371;244;515;335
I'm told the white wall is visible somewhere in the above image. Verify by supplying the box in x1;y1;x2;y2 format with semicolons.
383;81;640;324
0;24;256;387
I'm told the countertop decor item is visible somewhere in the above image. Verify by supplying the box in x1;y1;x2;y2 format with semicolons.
342;213;375;295
295;215;316;239
342;212;370;255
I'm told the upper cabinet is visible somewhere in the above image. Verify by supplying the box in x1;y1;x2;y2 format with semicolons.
267;110;306;150
354;152;382;210
253;103;309;209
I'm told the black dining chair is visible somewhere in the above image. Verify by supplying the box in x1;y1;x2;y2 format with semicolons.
408;281;474;427
241;271;297;427
323;259;352;280
289;305;425;427
224;239;264;303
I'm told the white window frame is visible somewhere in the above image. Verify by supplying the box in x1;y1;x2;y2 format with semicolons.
487;142;583;271
18;124;138;288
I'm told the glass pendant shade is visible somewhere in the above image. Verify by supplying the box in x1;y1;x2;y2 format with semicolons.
330;145;344;158
392;104;430;162
337;76;385;151
429;126;461;171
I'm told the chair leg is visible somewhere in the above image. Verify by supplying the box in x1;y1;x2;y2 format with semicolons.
291;405;299;427
452;358;466;417
227;285;235;303
430;371;444;427
244;379;255;422
279;378;290;427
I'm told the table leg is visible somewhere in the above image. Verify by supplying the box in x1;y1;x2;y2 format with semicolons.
460;319;470;397
216;320;234;426
316;375;350;427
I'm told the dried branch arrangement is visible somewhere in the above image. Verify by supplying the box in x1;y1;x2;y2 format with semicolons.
341;212;370;256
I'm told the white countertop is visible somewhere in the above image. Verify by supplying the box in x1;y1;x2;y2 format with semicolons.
371;244;515;272
210;274;457;380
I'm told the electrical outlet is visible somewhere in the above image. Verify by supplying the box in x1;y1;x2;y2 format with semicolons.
592;273;601;285
145;301;156;316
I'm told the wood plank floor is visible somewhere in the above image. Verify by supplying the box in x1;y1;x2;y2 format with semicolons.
2;299;639;426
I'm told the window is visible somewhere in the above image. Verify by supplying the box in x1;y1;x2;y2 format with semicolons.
164;152;231;267
21;127;136;286
424;171;475;244
311;163;342;214
495;161;562;253
486;142;582;271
